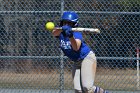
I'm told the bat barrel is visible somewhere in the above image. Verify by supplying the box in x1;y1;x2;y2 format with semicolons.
56;27;100;33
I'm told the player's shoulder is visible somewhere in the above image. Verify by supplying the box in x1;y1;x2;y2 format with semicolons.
73;31;82;35
73;32;83;40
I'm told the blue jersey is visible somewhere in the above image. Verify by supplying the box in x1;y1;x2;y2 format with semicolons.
59;32;91;61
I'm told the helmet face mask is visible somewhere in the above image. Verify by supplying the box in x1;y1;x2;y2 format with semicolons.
60;11;79;27
61;20;76;27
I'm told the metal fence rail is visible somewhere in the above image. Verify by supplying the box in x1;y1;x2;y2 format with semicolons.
0;56;140;60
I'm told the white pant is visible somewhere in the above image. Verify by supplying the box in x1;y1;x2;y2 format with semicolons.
72;51;97;92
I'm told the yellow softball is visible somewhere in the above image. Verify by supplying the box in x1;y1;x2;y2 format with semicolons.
45;22;55;31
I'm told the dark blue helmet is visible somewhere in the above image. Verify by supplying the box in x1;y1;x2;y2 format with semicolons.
60;11;78;27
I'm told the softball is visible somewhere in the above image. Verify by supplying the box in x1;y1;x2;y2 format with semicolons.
45;22;55;31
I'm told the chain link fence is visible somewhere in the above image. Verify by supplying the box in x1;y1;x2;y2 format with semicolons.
0;0;140;93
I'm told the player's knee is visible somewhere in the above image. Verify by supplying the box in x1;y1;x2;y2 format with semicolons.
75;89;82;93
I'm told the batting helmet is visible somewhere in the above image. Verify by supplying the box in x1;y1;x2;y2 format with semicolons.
60;11;79;27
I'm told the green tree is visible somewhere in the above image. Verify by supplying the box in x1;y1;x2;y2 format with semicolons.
115;0;140;11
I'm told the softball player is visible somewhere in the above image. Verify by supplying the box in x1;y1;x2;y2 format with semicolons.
52;11;108;93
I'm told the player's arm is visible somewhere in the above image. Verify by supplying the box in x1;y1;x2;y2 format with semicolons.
52;29;62;37
69;37;81;51
62;25;82;51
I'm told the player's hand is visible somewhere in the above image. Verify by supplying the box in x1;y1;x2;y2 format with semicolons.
62;25;73;38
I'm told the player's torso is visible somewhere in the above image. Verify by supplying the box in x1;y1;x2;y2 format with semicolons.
59;33;91;61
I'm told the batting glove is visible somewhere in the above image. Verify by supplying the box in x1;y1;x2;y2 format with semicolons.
62;25;73;38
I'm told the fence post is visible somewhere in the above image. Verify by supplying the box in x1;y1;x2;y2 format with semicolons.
60;0;64;93
137;47;139;90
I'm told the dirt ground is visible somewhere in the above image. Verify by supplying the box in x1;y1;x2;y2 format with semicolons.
0;68;139;91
